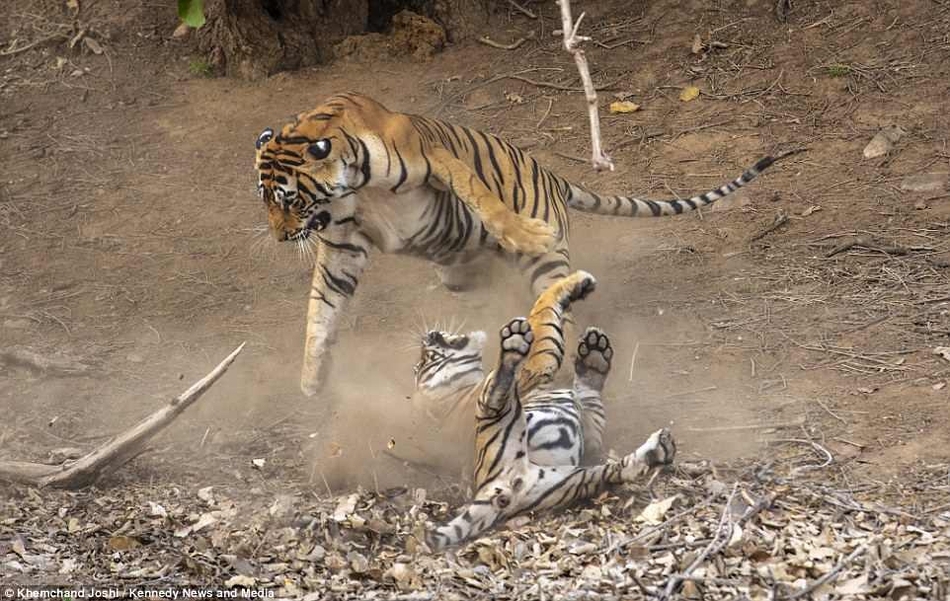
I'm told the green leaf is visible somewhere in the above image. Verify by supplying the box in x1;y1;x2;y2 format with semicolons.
178;0;206;28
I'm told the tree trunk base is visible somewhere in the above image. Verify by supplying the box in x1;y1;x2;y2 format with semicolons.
197;0;491;79
199;0;368;79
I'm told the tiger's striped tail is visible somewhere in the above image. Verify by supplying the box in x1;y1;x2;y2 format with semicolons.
567;149;803;217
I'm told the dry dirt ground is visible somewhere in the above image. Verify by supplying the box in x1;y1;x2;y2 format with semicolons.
2;0;950;596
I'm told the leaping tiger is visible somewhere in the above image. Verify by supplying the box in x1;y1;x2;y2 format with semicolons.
254;92;799;396
416;270;675;550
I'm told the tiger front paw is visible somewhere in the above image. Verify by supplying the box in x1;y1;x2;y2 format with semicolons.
634;428;676;468
499;318;533;371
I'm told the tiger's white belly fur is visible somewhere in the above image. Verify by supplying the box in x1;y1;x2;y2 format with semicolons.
410;383;589;480
354;187;491;263
354;187;431;253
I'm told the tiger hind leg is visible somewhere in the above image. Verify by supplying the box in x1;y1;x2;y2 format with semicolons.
573;327;611;461
425;427;676;551
520;427;675;515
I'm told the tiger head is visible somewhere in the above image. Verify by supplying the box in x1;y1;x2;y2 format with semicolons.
254;94;384;241
414;330;487;394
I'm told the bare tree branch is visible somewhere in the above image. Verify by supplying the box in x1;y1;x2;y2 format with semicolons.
557;0;614;171
0;343;245;488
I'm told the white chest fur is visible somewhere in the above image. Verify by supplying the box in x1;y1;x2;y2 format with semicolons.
354;187;438;253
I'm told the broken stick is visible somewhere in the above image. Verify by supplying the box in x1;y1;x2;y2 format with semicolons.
0;343;245;488
558;0;614;171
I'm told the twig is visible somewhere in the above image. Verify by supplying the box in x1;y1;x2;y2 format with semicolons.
506;74;617;92
815;398;848;425
825;235;933;257
660;385;717;399
557;0;614;171
772;438;834;474
1;32;68;56
535;97;554;130
0;343;245;488
660;483;738;600
687;418;805;433
478;35;532;51
750;211;789;242
628;341;640;382
199;426;212;448
781;543;869;600
432;67;551;114
832;437;864;449
505;0;537;19
616;497;717;550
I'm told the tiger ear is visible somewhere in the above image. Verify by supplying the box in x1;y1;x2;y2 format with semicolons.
427;148;556;257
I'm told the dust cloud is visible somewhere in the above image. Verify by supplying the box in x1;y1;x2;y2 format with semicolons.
280;229;769;495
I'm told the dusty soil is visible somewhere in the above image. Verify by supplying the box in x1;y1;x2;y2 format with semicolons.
2;0;950;592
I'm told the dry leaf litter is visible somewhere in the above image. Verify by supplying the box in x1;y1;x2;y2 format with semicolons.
2;460;948;599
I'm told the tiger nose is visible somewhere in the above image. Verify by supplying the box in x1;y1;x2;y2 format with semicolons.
270;227;288;241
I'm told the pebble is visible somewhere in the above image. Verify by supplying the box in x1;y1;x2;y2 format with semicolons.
126;353;145;363
863;125;904;159
3;318;32;329
901;173;947;193
172;23;191;39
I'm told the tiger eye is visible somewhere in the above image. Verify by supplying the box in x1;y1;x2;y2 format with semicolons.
308;139;331;160
256;128;273;150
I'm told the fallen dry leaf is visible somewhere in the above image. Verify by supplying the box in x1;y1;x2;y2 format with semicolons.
333;493;360;522
192;512;217;532
636;495;679;524
224;575;257;588
679;86;700;102
609;100;640;114
690;34;704;54
148;501;167;518
197;486;215;505
83;37;103;55
108;535;141;551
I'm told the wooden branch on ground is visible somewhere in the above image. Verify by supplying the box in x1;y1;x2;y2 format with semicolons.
506;0;537;19
557;0;614;172
783;543;870;600
750;211;789;242
824;235;933;257
478;35;531;50
0;343;245;489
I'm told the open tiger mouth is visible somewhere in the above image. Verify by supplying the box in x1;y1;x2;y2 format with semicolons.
286;211;332;242
306;210;331;232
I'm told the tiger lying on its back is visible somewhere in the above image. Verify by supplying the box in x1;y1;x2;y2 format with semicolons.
417;271;676;550
407;271;611;482
255;92;799;396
